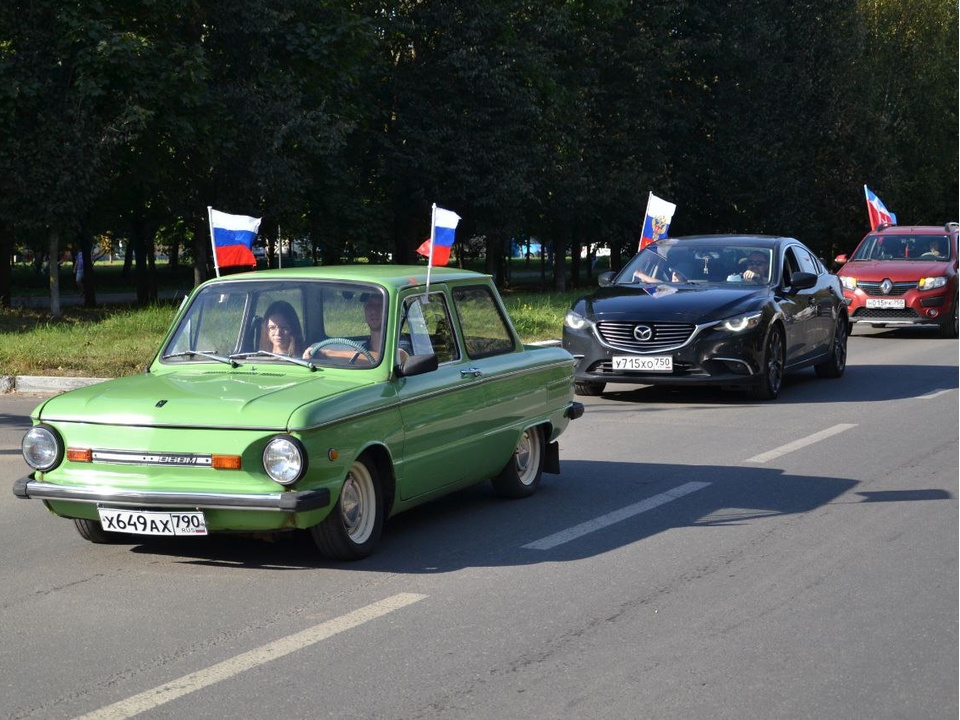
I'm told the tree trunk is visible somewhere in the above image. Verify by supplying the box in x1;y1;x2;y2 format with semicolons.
48;229;61;318
0;221;11;308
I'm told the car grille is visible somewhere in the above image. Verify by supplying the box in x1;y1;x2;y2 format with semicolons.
857;281;915;297
596;321;696;352
851;308;920;321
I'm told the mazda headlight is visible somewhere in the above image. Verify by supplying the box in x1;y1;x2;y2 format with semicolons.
721;312;762;333
22;424;64;471
263;435;306;485
918;276;947;290
564;310;591;331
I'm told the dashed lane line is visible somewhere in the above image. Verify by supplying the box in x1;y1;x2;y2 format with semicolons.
74;593;427;720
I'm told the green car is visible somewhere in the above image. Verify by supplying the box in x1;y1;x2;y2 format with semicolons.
14;266;583;560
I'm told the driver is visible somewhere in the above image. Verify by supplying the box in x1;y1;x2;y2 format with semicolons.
304;294;409;365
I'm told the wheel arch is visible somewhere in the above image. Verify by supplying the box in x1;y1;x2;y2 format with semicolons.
355;443;396;516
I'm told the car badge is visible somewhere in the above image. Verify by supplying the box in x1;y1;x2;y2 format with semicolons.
879;279;893;295
633;325;654;341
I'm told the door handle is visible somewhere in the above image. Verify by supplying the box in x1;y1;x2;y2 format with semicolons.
460;368;483;379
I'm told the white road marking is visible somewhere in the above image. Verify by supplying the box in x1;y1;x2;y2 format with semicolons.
75;593;427;720
522;481;711;550
744;423;858;464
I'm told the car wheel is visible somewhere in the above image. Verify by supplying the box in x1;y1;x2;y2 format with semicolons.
73;518;122;544
311;456;383;561
748;324;785;400
939;291;958;338
574;381;605;396
815;315;848;378
491;425;545;499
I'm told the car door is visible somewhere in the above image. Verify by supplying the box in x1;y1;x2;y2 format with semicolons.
393;287;493;501
778;245;833;364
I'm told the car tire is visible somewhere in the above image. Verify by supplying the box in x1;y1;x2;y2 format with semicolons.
311;456;383;561
748;324;785;400
491;425;545;499
939;291;958;338
574;381;605;396
815;315;848;378
73;518;122;544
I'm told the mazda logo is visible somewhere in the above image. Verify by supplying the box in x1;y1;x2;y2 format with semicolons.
880;279;893;295
633;324;653;341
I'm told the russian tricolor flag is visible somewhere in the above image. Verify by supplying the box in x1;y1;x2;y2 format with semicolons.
417;206;461;266
864;186;897;231
639;192;676;250
209;207;260;272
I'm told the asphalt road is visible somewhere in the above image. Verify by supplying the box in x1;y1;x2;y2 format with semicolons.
1;327;957;720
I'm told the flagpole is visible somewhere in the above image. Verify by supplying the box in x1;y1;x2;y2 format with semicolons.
425;203;437;296
207;206;221;277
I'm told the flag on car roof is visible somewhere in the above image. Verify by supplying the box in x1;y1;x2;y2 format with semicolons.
417;205;461;267
208;207;261;275
639;192;676;250
863;185;897;231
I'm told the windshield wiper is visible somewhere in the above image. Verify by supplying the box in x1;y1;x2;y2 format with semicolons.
229;350;319;371
162;350;240;367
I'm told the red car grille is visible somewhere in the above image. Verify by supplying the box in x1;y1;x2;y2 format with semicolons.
851;308;920;320
596;321;695;352
856;281;915;297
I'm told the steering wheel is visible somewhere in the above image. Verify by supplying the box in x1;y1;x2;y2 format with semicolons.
308;338;375;364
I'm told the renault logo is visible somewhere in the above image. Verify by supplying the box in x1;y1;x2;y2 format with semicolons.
633;325;653;341
880;279;893;295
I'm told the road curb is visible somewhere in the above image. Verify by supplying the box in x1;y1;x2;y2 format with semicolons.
0;375;109;395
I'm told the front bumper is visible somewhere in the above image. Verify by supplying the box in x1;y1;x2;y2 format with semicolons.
562;325;765;387
13;474;330;512
843;287;953;326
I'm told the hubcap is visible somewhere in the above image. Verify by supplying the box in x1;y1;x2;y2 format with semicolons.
340;464;375;543
515;429;541;486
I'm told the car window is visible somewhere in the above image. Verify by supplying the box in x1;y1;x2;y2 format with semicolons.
162;280;385;367
400;292;460;364
792;246;820;275
451;285;516;358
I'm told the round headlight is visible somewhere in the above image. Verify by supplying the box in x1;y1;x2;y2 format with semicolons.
22;424;64;472
262;435;306;486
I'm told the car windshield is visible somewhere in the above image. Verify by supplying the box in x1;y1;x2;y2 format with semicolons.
851;234;951;262
161;279;388;368
618;241;775;286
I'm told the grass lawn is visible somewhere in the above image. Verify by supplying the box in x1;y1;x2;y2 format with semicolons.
2;267;585;378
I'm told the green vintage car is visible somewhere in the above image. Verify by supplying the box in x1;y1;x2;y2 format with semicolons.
14;266;583;560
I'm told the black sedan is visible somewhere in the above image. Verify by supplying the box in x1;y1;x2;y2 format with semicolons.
562;235;849;400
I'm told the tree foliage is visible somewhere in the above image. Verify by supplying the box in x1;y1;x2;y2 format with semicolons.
0;0;956;308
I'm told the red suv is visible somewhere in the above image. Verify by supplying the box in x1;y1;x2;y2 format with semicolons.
835;222;958;338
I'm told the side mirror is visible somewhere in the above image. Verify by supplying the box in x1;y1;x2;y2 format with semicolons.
834;254;848;265
788;271;817;291
598;271;617;287
395;353;439;378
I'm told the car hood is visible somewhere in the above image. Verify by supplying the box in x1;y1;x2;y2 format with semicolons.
579;285;768;324
838;259;949;280
33;370;373;430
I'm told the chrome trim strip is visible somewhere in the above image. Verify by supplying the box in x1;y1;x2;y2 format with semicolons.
16;478;329;512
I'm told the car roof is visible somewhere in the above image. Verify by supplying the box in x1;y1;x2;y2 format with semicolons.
203;265;489;293
658;234;797;248
872;223;958;236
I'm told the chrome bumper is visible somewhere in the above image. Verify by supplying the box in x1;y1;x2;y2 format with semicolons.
12;475;330;513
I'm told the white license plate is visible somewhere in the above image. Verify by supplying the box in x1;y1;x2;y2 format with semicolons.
612;355;673;372
865;298;905;309
98;508;208;536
